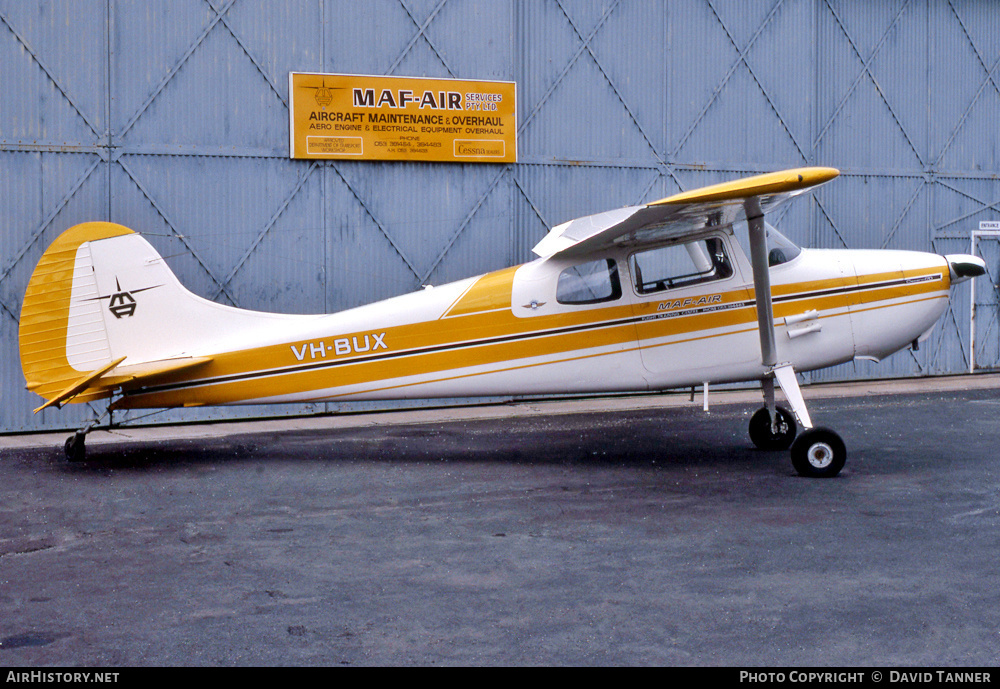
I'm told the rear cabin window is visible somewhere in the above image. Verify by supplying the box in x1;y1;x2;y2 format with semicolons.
556;259;622;305
629;237;733;295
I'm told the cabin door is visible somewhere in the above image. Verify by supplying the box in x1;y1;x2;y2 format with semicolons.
625;234;758;385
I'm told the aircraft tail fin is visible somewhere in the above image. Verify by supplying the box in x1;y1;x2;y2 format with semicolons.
20;223;136;407
19;222;245;410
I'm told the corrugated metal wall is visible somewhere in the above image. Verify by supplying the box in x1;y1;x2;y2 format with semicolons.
2;0;999;433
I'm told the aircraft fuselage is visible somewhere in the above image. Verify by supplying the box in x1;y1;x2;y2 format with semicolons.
109;229;951;409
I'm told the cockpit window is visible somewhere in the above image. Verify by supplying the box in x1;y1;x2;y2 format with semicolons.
556;258;622;305
629;237;733;295
765;226;802;266
732;220;802;266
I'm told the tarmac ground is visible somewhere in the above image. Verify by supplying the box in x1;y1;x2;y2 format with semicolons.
0;375;998;666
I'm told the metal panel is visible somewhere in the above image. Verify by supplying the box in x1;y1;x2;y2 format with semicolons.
815;0;929;172
4;0;1000;434
0;0;110;432
972;237;1000;370
668;0;815;168
0;1;108;149
929;0;1000;174
516;0;667;164
322;0;516;304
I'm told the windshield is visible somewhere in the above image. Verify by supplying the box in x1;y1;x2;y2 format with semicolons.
732;220;802;266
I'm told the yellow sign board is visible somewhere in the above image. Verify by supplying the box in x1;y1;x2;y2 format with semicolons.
289;72;517;163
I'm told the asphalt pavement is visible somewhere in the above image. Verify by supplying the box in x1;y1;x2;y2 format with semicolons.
1;375;998;666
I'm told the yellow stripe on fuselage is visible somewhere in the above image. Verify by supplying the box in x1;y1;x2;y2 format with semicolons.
112;263;949;409
441;266;517;318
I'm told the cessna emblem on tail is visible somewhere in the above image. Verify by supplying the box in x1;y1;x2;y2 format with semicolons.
18;168;986;474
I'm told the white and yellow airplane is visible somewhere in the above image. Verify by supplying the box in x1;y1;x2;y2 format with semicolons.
19;167;986;475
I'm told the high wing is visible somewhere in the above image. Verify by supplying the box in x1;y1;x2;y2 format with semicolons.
532;167;839;259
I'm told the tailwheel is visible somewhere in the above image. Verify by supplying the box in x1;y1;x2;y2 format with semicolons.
64;433;86;463
748;405;797;451
790;427;845;478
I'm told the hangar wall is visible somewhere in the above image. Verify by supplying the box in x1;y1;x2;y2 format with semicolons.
2;0;999;432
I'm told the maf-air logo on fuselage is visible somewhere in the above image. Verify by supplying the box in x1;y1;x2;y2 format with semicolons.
87;278;160;319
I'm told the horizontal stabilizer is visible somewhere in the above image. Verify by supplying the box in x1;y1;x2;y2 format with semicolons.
33;357;127;413
100;356;214;388
31;355;215;413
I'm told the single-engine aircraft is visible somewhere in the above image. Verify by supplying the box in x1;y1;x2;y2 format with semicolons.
19;167;986;475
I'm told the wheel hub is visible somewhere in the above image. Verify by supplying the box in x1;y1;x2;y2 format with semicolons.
807;441;834;469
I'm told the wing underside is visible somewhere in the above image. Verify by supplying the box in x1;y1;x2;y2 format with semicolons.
532;167;839;259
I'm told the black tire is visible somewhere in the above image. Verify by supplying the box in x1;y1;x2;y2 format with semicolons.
790;427;845;478
748;406;797;451
64;434;86;462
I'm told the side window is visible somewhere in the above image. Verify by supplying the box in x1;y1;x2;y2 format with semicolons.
556;259;622;305
629;237;732;295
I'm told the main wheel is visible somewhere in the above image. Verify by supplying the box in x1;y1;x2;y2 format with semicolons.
790;427;845;478
748;406;797;451
64;433;86;462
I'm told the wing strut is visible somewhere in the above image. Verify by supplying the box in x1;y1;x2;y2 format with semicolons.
746;201;776;370
745;201;813;430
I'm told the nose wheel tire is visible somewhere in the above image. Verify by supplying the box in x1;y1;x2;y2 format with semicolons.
748;405;797;451
790;427;846;478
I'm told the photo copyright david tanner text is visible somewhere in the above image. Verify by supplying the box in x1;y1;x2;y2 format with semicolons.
740;671;992;684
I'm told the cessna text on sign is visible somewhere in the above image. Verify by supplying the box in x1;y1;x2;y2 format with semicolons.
289;72;517;163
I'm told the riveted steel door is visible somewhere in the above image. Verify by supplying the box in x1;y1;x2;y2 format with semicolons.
972;235;1000;371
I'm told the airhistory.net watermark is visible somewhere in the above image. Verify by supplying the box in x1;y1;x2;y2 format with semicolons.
5;673;119;683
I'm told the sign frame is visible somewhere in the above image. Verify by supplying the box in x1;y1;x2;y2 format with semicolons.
289;72;517;164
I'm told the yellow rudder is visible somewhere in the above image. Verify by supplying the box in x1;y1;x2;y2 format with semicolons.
18;222;135;409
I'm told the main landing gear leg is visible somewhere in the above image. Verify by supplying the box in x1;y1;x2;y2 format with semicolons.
772;364;845;478
748;367;846;477
749;377;797;450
